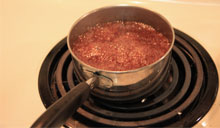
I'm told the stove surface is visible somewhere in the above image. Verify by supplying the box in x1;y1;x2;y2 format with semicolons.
38;29;218;127
1;0;220;128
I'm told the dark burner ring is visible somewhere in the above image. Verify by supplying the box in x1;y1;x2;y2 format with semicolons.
38;29;218;127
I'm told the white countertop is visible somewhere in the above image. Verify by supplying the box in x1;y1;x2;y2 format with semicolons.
1;0;220;127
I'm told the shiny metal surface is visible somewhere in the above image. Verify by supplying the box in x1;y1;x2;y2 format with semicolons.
67;6;175;89
85;77;98;89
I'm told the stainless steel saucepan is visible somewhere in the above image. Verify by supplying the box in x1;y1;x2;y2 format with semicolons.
32;5;174;128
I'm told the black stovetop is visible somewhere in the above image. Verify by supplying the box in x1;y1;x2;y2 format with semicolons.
38;29;218;127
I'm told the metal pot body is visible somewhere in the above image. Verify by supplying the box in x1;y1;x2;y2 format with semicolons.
67;6;175;90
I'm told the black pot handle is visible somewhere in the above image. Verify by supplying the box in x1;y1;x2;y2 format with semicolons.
31;77;97;128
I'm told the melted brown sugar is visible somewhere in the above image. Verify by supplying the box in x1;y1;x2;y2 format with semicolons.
72;21;170;71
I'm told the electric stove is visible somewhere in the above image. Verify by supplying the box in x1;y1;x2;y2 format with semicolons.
38;29;218;127
2;1;220;128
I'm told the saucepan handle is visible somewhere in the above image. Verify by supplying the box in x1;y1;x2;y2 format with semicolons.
31;77;97;128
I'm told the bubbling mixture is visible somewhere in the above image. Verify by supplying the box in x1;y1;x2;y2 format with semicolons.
72;21;170;71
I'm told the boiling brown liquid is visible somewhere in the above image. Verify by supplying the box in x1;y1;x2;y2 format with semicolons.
72;21;170;71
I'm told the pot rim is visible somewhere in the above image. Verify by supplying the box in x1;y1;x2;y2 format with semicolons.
67;5;175;74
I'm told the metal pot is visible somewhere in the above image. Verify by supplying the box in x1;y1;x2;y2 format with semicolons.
32;5;174;128
68;5;174;90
